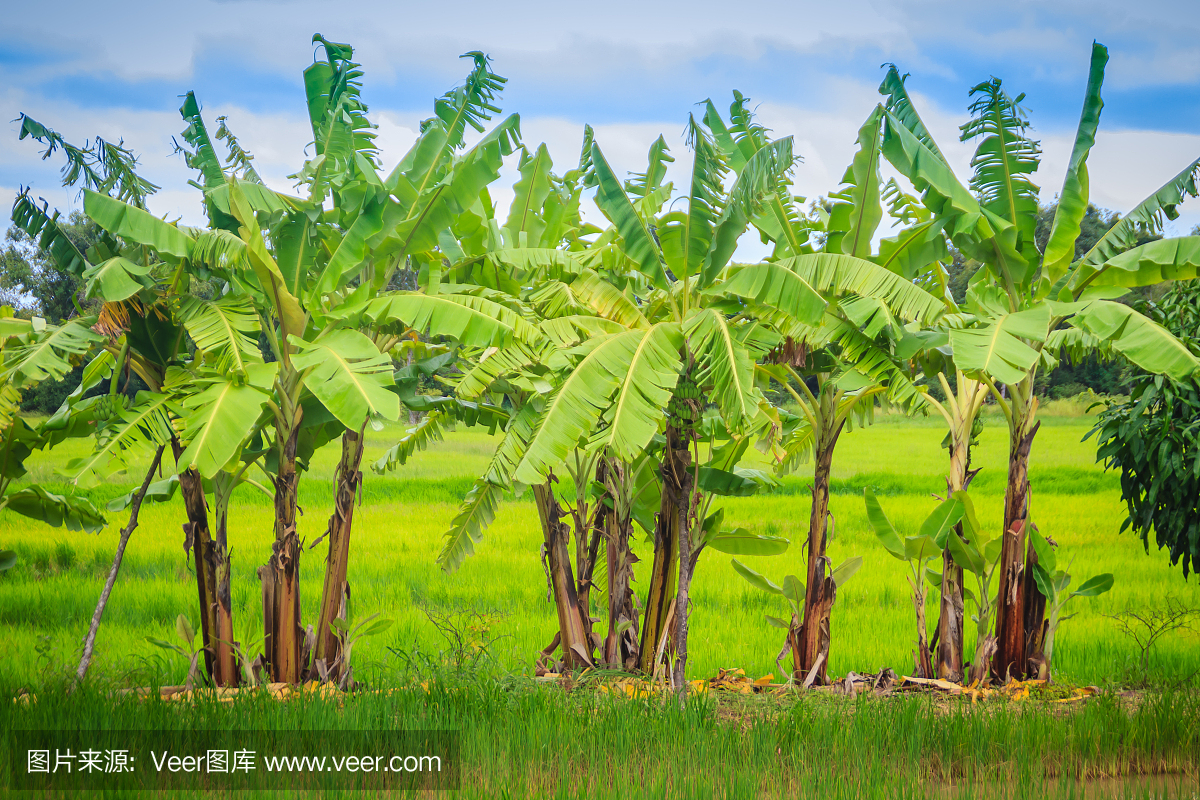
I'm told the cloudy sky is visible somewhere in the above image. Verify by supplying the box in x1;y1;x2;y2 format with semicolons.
4;0;1199;247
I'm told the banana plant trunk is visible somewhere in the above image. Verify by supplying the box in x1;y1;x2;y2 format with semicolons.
261;424;304;684
574;464;605;658
994;405;1039;681
209;479;238;688
668;431;695;693
796;420;844;685
534;480;593;669
314;426;366;679
601;457;640;669
172;439;237;687
1022;457;1049;677
935;429;972;682
638;425;687;675
914;583;934;678
603;509;640;669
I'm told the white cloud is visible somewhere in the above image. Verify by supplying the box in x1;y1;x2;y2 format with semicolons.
9;0;1198;106
1051;128;1200;235
6;11;1197;250
5;0;916;82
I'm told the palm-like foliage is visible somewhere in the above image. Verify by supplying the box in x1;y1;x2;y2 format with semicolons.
747;103;953;683
427;98;834;685
9;34;524;687
164;37;522;683
879;43;1200;679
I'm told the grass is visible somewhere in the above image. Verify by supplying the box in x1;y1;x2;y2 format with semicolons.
2;408;1199;797
2;681;1198;798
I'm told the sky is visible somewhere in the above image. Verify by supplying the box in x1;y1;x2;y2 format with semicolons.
3;0;1200;250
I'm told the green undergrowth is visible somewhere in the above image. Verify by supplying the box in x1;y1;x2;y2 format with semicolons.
1;680;1197;799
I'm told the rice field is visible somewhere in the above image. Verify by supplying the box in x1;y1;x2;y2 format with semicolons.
2;401;1197;691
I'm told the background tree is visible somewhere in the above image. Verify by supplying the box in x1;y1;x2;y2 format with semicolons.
0;212;100;323
1090;279;1200;577
2;212;117;415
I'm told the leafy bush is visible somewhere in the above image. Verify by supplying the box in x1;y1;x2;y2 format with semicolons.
19;366;82;415
1090;280;1200;577
1049;382;1088;400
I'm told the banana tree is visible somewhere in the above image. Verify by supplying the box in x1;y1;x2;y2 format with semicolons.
765;364;889;683
1025;532;1113;679
11;117;248;686
371;127;603;671
754;98;987;681
729;553;861;686
294;38;516;679
890;301;991;680
421;99;812;687
916;369;988;680
166;35;522;683
879;43;1200;678
488;110;811;689
942;490;1004;684
71;169;280;689
57;141;388;689
871;146;990;681
406;132;653;673
371;123;634;673
749;105;949;683
864;489;964;678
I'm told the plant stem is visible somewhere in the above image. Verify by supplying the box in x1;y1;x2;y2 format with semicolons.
75;445;165;683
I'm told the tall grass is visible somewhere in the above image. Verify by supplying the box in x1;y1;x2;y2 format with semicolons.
1;681;1196;799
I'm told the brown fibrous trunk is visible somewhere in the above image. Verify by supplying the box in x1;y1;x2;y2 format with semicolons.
599;464;641;670
574;466;605;658
993;419;1039;680
668;428;695;694
603;512;640;670
260;423;304;684
173;439;237;687
534;480;593;670
914;587;934;679
638;425;688;676
313;426;366;680
1023;536;1049;677
796;423;843;685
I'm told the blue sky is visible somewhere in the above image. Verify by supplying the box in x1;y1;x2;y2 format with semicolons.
4;0;1199;239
